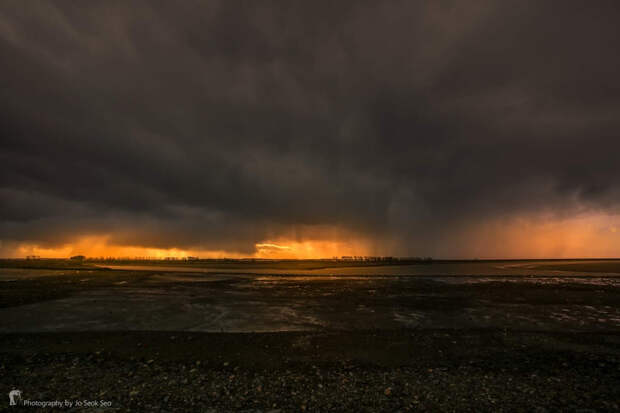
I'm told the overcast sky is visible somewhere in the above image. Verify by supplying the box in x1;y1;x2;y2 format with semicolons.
1;1;619;258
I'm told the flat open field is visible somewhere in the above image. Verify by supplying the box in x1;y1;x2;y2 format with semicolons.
1;259;619;411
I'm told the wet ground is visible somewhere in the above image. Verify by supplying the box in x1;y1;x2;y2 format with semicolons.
0;260;619;411
1;261;619;333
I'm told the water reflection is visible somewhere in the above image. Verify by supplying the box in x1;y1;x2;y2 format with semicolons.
99;260;620;280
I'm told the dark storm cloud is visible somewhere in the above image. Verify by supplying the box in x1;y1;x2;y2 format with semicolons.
1;0;619;255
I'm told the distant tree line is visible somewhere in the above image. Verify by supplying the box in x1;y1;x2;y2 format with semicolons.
54;255;433;263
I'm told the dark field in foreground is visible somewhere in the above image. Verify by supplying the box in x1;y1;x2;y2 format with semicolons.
0;260;619;411
1;330;619;412
3;257;620;276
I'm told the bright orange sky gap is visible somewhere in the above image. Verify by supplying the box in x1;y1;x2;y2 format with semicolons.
2;212;619;259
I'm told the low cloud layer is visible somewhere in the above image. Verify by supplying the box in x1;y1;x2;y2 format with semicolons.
1;1;620;257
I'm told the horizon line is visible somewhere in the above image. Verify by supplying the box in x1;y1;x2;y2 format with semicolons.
3;257;620;261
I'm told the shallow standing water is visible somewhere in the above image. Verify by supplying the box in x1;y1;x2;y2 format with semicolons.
1;260;619;333
99;259;620;277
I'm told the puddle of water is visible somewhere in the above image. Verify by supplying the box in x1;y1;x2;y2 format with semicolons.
434;276;619;286
100;261;620;278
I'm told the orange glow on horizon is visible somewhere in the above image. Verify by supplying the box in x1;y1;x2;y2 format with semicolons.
0;235;372;260
439;212;620;259
1;211;619;259
255;243;292;250
254;239;372;259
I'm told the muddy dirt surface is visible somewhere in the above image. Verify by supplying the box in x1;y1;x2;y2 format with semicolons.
0;262;619;411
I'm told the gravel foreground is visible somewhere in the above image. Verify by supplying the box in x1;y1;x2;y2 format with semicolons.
1;330;619;412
